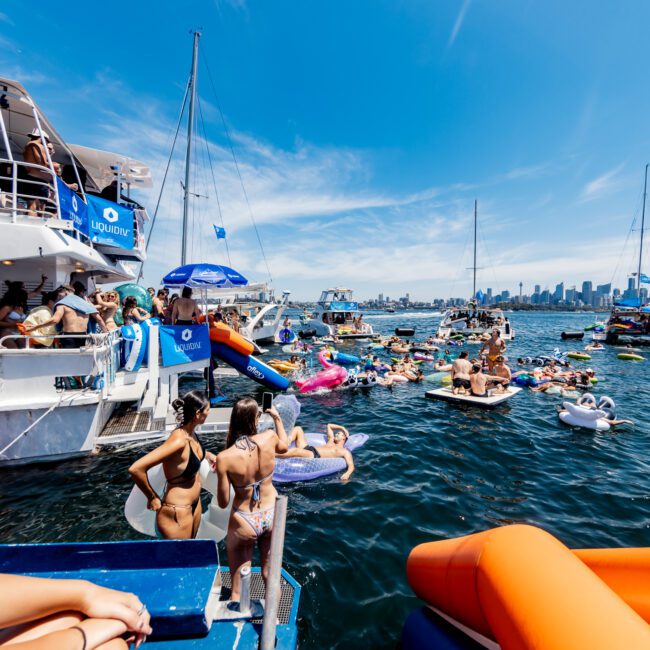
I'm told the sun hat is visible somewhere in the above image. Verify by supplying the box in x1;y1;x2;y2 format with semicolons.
28;127;50;140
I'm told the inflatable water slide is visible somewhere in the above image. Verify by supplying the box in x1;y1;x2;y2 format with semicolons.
403;524;650;649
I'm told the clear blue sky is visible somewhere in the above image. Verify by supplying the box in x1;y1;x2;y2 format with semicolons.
2;1;649;300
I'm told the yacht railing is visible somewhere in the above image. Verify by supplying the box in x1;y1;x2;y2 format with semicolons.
0;158;65;222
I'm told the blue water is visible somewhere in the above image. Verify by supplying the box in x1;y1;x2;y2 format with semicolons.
1;311;649;649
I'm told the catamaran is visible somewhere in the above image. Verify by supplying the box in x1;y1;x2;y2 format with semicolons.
600;164;650;345
437;200;515;341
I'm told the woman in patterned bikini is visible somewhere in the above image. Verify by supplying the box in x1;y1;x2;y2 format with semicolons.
213;398;288;604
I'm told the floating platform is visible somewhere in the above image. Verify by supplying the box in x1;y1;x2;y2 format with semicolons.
425;386;521;408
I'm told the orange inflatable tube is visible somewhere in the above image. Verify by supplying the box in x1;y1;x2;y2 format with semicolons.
406;524;650;649
199;316;254;356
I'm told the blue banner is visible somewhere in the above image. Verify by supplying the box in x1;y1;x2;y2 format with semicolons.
330;301;358;311
213;225;226;239
159;325;211;367
640;273;650;284
57;178;88;235
86;194;134;249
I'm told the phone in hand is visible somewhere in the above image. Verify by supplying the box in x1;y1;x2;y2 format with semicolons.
262;392;273;412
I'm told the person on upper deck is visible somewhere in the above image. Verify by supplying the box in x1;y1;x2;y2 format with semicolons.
25;285;107;348
213;398;288;603
21;129;52;217
172;287;202;326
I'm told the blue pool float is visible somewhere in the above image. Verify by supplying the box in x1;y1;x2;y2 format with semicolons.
274;432;368;483
211;342;290;391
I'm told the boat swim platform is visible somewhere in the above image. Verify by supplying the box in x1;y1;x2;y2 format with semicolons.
425;386;522;408
96;406;232;446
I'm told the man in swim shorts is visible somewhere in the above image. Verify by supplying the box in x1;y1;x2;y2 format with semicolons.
451;350;472;395
492;355;511;392
278;424;355;480
480;328;506;374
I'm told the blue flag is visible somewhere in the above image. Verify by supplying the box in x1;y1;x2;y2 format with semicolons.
640;273;650;284
213;225;226;240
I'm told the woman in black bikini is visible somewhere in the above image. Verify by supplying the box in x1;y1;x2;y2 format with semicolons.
129;391;214;539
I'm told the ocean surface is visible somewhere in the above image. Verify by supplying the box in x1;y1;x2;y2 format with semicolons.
2;311;650;648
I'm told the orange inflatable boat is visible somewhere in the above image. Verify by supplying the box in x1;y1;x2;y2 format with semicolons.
405;524;650;649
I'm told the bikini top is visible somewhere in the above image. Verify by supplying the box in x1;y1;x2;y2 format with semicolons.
231;435;273;505
167;435;205;485
7;311;26;322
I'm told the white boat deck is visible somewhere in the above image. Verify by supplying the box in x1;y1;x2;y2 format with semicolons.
425;386;522;408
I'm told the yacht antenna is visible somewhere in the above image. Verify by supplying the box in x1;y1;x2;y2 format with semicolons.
182;30;201;266
472;199;477;300
637;163;648;301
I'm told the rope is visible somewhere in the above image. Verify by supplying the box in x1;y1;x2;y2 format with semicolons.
610;184;644;287
0;388;91;457
200;48;273;283
138;79;191;281
197;94;232;266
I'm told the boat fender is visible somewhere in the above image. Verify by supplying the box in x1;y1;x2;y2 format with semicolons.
561;331;585;340
299;329;317;339
577;392;597;408
395;327;416;336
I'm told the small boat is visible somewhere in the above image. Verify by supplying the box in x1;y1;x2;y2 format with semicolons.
0;535;301;649
425;386;521;408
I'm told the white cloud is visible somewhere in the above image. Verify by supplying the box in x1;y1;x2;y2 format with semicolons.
580;163;625;201
447;0;471;50
0;12;14;26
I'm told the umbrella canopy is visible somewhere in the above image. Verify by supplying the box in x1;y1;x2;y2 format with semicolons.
162;263;248;289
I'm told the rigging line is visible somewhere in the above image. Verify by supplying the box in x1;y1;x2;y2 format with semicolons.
197;93;232;266
610;184;644;286
448;208;472;299
476;216;498;290
200;48;273;283
137;78;191;281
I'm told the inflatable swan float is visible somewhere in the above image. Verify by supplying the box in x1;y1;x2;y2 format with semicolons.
558;393;616;431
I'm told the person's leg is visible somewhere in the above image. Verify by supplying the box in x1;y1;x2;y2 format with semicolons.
227;522;256;601
258;531;273;591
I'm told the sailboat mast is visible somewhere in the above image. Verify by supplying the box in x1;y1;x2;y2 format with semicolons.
182;30;201;266
473;199;477;301
637;163;648;299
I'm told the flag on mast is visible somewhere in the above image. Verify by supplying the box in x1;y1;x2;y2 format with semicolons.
213;225;226;240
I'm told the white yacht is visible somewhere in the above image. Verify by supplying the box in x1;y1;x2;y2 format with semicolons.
0;77;223;466
437;306;514;340
206;285;291;343
301;288;373;339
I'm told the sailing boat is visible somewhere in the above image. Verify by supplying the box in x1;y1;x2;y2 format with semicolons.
436;200;515;341
601;164;650;345
145;32;291;344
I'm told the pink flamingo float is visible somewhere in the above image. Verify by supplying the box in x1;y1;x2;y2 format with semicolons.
295;350;347;394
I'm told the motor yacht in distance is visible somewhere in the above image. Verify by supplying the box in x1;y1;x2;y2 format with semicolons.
301;288;374;339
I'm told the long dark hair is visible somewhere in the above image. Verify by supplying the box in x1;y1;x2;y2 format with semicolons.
0;281;27;310
172;390;210;426
226;397;259;448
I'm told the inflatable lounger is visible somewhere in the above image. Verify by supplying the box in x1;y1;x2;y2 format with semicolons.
425;386;522;408
274;432;368;483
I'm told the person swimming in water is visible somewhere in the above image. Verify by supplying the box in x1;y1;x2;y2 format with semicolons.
213;398;288;604
278;424;355;481
128;391;214;540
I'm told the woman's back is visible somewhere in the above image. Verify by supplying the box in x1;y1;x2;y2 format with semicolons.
222;430;277;511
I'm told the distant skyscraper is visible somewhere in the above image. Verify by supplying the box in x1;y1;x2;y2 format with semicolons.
628;276;636;291
565;287;576;303
378;293;384;303
554;282;564;302
596;283;611;295
581;281;593;305
519;282;523;298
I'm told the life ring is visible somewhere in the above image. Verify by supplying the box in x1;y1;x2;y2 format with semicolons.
279;327;294;343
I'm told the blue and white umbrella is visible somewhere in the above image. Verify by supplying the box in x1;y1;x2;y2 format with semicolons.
162;263;248;288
